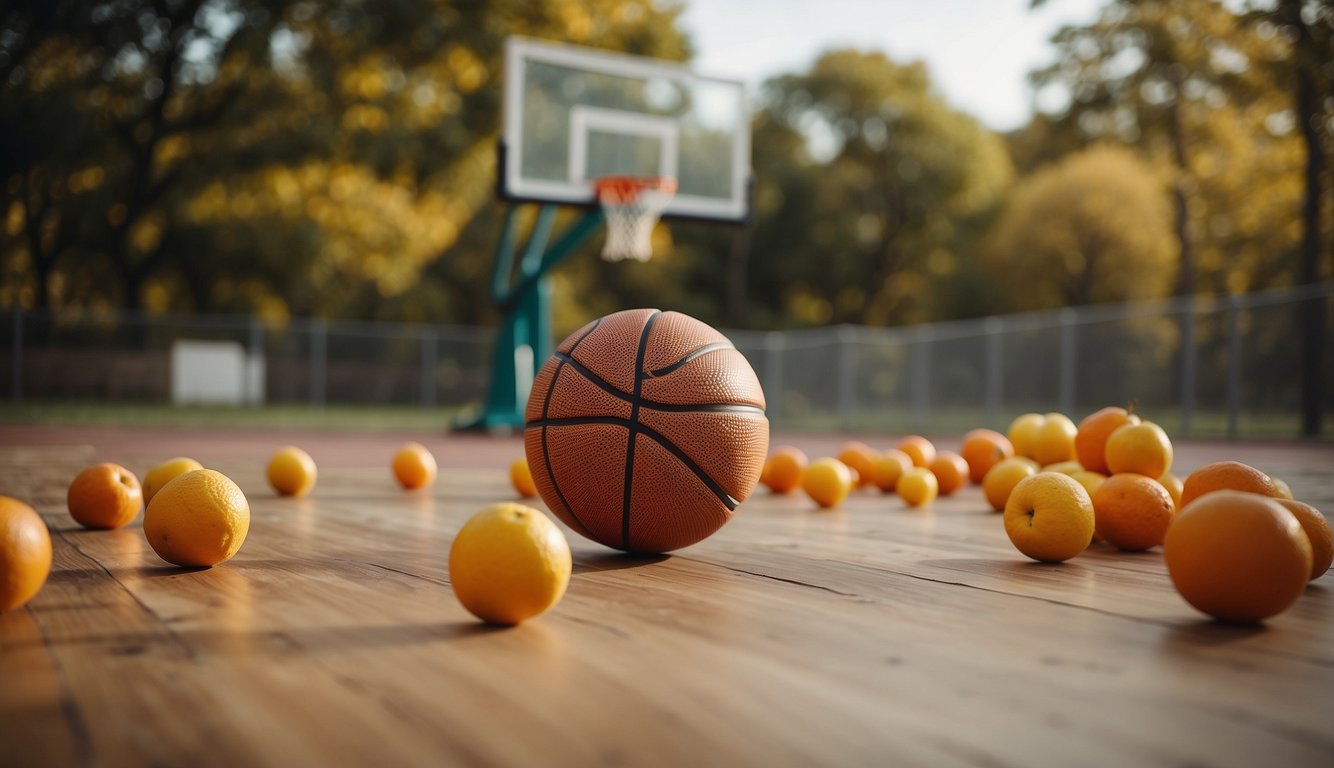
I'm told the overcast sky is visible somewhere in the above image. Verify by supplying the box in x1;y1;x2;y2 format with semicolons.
677;0;1106;131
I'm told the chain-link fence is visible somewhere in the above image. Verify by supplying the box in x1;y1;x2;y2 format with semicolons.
3;283;1331;437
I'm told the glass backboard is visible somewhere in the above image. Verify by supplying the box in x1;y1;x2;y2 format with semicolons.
501;37;751;222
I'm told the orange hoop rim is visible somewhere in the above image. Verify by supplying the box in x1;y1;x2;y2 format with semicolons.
594;176;678;205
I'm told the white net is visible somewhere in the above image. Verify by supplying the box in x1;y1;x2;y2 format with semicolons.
596;177;677;262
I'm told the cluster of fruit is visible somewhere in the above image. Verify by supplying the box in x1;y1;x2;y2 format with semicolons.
758;408;1331;624
0;446;569;627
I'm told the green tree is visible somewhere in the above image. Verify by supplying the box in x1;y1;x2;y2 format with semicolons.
983;145;1176;309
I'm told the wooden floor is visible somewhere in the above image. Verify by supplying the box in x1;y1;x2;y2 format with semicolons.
2;429;1333;767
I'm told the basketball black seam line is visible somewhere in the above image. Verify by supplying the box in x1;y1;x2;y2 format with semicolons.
646;341;735;378
540;351;764;415
622;310;662;550
539;318;603;539
527;416;744;511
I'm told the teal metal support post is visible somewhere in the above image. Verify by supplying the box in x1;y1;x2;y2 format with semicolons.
458;204;604;431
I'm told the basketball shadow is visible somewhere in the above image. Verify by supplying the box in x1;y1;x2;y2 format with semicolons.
572;551;669;574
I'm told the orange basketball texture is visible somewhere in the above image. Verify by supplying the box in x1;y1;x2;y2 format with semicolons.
524;309;769;553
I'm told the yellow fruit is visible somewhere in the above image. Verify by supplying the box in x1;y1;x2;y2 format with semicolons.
1164;491;1311;623
1032;413;1078;467
1104;421;1173;479
897;467;939;507
449;503;571;625
1159;470;1184;511
268;446;317;497
983;457;1039;512
868;449;913;493
1074;406;1140;474
1042;460;1083;476
1070;470;1108;499
897;436;936;469
510;458;538;498
0;496;52;613
1007;413;1045;459
392;442;438;490
1275;499;1332;581
1003;472;1095;563
143;457;205;504
1273;478;1294;500
144;469;250;568
762;447;808;494
803;458;853;509
67;463;143;530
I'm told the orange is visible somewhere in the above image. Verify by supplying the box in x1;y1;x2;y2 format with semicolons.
510;457;538;498
1275;499;1332;581
761;447;808;494
1159;470;1183;510
1179;460;1277;510
1003;472;1095;562
1070;469;1107;499
1091;473;1175;551
144;469;250;568
1007;413;1045;459
897;436;936;469
897;467;939;507
803;458;853;509
960;429;1014;484
1041;460;1083;476
268;446;317;497
0;497;52;613
67;463;143;530
983;457;1039;512
1272;478;1294;500
1074;406;1140;474
392;442;438;490
928;451;968;496
143;457;205;504
1104;421;1173;479
449;503;571;625
836;442;879;488
869;449;913;493
1031;413;1078;467
1164;491;1312;623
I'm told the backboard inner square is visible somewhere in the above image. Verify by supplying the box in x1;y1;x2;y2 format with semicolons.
569;107;679;184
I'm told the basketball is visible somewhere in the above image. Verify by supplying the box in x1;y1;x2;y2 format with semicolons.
523;309;769;553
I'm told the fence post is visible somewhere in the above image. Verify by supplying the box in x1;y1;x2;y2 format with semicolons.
1058;307;1077;417
764;331;783;425
837;325;855;432
912;325;931;433
10;306;21;402
421;327;437;409
1180;301;1196;435
310;318;327;408
984;316;1003;428
1226;297;1242;439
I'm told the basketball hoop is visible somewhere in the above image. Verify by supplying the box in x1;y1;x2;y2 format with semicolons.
594;176;677;262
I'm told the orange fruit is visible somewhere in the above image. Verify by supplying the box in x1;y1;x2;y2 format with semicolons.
1007;413;1045;460
392;442;438;490
268;446;317;497
67;463;143;530
897;436;936;469
1003;472;1095;562
1179;460;1277;510
1164;491;1312;623
762;447;808;494
1275;499;1332;581
1104;421;1173;479
960;429;1014;484
1159;470;1183;510
143;457;205;504
928;451;968;496
1091;473;1175;551
1041;460;1083;476
0;496;52;613
869;449;913;493
449;503;571;625
1070;469;1107;499
803;458;853;509
1074;406;1140;474
144;469;250;568
897;467;939;507
1272;478;1294;500
983;457;1039;512
1031;413;1078;467
836;442;879;488
510;458;538;498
